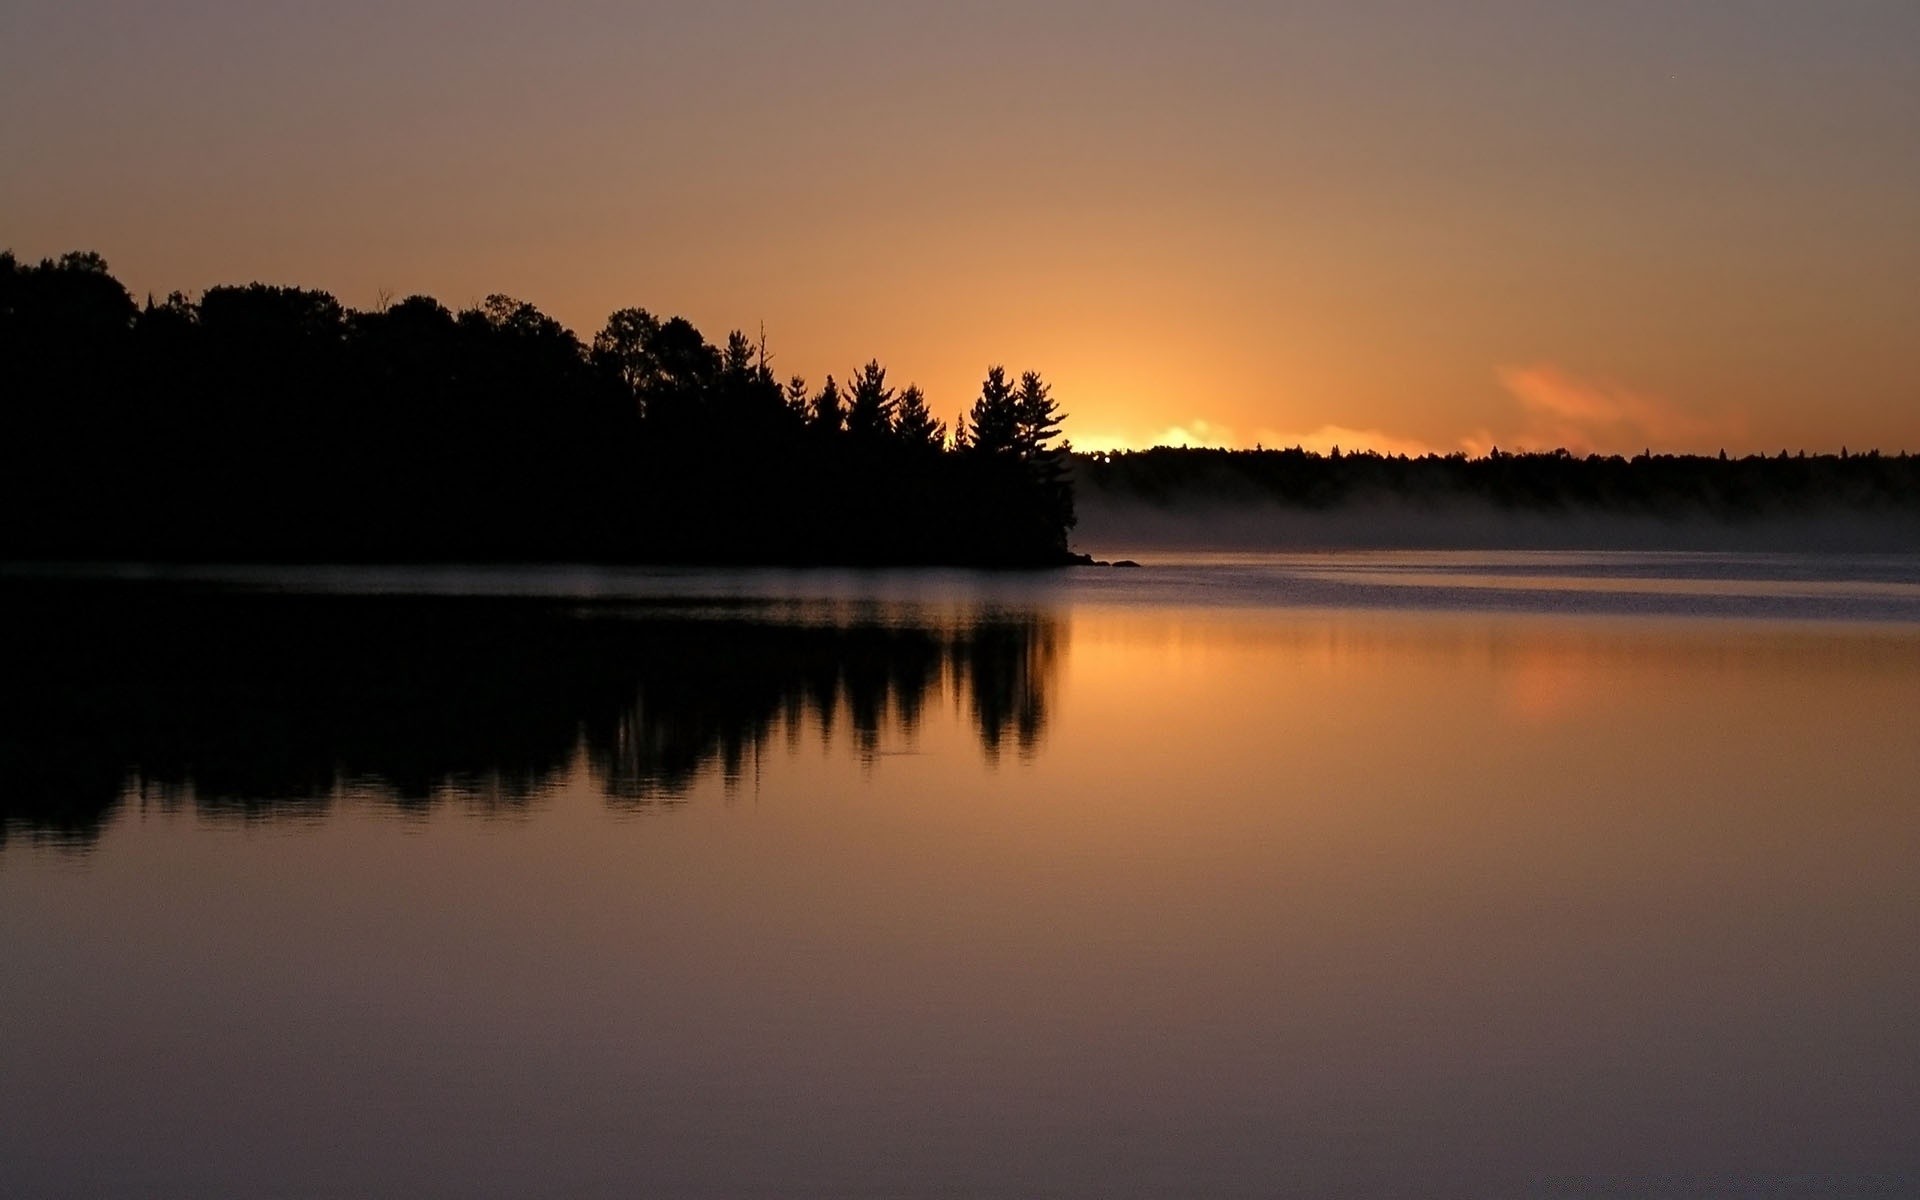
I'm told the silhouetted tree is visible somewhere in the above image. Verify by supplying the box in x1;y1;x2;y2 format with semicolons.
844;359;896;442
784;375;810;421
967;365;1020;454
1014;371;1063;459
1015;370;1075;549
811;374;845;434
636;316;719;432
716;328;787;433
593;307;662;403
722;329;756;378
894;384;945;452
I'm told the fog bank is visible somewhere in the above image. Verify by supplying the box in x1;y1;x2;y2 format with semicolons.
1074;494;1920;556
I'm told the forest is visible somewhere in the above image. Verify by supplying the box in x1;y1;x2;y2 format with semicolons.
0;251;1077;565
1076;442;1920;522
10;250;1916;565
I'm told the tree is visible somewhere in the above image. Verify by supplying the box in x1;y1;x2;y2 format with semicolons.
593;307;662;397
966;365;1019;454
645;317;720;397
784;375;810;421
56;250;112;276
615;315;718;431
893;384;945;452
811;374;844;433
1013;370;1064;461
198;282;345;342
591;307;716;415
711;328;786;432
844;359;896;441
140;289;199;332
1013;370;1074;548
755;322;775;388
460;295;582;389
721;329;756;379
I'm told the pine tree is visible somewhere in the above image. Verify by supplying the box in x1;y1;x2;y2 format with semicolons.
1014;370;1064;461
844;359;896;441
721;330;756;378
893;383;945;451
717;328;783;427
1014;370;1074;545
811;374;844;433
966;365;1019;454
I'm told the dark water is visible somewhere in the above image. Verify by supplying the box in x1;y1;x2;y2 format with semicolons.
4;555;1919;1197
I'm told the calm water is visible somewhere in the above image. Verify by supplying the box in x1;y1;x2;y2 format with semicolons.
4;553;1919;1198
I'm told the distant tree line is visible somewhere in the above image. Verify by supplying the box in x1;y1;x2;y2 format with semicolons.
1079;444;1920;521
0;251;1076;565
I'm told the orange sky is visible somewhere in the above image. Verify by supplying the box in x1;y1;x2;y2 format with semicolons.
5;1;1916;455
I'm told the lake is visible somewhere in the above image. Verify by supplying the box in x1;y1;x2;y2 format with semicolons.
4;553;1919;1198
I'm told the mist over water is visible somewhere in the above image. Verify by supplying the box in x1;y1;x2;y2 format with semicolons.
1075;492;1920;556
4;560;1918;1197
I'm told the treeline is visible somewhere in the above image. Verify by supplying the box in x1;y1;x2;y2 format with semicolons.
0;251;1076;565
1078;445;1920;520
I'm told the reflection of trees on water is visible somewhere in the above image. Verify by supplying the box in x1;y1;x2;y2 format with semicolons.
0;584;1060;849
585;612;1057;806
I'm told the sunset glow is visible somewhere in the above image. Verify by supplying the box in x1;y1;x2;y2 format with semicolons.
7;8;1920;1190
6;2;1915;456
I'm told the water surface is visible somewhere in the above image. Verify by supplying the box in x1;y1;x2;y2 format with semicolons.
4;553;1918;1197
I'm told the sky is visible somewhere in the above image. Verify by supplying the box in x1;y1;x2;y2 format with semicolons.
4;0;1917;455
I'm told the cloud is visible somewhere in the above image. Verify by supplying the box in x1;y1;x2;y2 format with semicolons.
1482;364;1747;457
